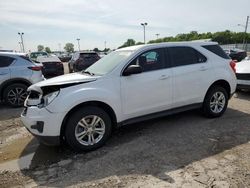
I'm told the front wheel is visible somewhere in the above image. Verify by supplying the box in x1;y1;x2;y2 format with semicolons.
202;86;229;118
65;106;112;152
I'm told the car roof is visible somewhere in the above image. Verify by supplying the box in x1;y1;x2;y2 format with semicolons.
37;56;61;62
0;52;28;56
78;51;97;54
116;41;218;52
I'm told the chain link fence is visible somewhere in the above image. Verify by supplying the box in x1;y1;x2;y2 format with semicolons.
220;43;250;52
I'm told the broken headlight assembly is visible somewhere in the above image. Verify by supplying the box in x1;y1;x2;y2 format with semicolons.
40;90;60;108
26;85;60;108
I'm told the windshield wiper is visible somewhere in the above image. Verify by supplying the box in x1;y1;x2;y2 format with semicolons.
82;70;95;76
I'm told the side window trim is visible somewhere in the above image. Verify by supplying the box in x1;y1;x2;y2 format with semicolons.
164;48;172;68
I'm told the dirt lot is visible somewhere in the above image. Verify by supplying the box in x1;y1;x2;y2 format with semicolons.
0;91;250;187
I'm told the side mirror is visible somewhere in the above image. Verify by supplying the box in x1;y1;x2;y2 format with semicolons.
123;65;142;76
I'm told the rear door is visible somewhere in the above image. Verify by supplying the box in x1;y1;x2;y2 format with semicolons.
169;46;211;107
10;56;33;80
120;48;173;120
0;55;13;85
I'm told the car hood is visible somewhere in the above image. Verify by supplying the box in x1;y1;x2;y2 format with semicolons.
28;73;99;93
236;60;250;74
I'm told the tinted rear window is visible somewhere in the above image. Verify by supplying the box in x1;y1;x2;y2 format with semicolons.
169;46;207;67
80;53;99;58
202;45;230;59
0;56;15;67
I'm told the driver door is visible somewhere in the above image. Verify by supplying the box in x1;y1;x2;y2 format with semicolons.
120;48;173;120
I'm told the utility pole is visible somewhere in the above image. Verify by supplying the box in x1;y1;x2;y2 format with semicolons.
76;38;80;51
141;23;148;44
18;42;22;52
244;16;249;50
58;43;61;52
18;32;25;52
156;33;160;39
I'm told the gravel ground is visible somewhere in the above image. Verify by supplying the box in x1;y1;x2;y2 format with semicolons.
0;91;250;187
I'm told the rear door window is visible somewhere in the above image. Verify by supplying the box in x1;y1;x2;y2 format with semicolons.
169;46;207;67
0;56;15;67
202;45;230;59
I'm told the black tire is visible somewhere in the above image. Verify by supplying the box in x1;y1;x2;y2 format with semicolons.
65;106;112;152
202;86;228;118
3;83;28;107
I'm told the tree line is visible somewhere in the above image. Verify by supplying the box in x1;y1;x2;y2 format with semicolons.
37;43;110;53
37;30;250;53
148;30;250;45
118;30;250;49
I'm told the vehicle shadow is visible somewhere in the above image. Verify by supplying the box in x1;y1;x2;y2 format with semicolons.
0;104;23;120
19;107;250;186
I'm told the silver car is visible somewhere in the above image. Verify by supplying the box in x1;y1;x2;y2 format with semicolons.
0;52;44;107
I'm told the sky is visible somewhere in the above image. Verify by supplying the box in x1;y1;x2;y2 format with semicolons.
0;0;249;52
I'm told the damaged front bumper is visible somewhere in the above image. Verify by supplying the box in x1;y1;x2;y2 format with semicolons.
21;105;65;146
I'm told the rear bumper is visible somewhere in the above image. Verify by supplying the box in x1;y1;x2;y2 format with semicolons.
237;84;250;90
237;79;250;90
42;69;64;76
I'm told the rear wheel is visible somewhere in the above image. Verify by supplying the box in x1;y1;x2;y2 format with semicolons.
65;106;112;152
3;83;28;107
202;86;228;118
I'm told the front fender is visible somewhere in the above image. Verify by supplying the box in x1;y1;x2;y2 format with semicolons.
46;85;122;122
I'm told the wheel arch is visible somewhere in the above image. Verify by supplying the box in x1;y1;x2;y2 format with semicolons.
0;78;32;100
60;100;117;139
204;80;231;101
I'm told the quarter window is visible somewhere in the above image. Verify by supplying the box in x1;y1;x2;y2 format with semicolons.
130;49;165;72
0;56;15;67
169;47;207;67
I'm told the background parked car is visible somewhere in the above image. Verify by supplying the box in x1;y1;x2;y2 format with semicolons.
244;56;250;61
29;51;48;61
36;56;64;78
223;48;247;62
0;52;44;107
58;53;72;62
68;51;100;73
236;59;250;90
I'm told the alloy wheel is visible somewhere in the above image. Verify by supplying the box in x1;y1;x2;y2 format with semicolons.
210;91;226;113
7;87;27;106
75;115;105;146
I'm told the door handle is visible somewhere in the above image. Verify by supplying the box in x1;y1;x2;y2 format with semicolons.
199;66;208;71
159;75;170;80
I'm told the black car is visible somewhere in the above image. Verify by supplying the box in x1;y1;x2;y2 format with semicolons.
58;53;72;62
37;56;64;78
224;48;247;62
68;52;100;73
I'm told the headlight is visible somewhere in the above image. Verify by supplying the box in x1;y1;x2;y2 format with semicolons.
39;90;59;108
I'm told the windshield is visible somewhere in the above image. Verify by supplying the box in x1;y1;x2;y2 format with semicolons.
85;50;133;75
30;52;48;59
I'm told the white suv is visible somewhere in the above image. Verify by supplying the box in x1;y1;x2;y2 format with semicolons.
21;42;237;151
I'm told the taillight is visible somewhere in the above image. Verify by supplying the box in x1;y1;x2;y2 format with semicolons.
28;66;42;71
230;60;236;73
